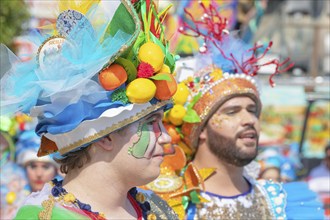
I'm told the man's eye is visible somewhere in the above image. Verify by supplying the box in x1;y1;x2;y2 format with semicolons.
249;109;257;115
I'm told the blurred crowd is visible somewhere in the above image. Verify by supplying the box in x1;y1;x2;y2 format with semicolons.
0;114;64;219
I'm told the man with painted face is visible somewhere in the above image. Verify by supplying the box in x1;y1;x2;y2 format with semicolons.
1;0;178;219
143;2;325;219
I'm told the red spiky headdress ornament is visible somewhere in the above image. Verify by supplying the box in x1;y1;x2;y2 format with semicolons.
179;1;294;87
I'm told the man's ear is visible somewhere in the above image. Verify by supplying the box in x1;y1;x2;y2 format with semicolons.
199;127;207;140
94;135;113;151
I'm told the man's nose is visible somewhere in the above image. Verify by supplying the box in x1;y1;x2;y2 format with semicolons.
241;110;257;126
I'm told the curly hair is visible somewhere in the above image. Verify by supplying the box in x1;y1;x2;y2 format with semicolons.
54;145;91;174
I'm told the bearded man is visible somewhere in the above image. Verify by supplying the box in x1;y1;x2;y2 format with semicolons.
140;1;325;218
175;62;325;220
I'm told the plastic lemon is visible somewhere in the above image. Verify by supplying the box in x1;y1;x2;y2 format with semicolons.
210;68;223;80
172;83;189;105
157;64;171;74
168;104;186;126
6;191;16;205
126;78;156;103
138;42;164;72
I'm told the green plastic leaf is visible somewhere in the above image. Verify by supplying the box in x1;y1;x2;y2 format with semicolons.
182;196;190;210
126;32;146;67
187;92;202;109
175;126;182;134
114;57;137;83
149;32;165;53
150;73;171;81
141;1;150;41
183;109;201;123
106;3;136;38
190;190;200;204
182;92;202;123
163;41;176;73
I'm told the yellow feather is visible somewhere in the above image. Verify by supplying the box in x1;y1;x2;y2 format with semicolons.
58;0;100;14
198;168;216;181
198;195;210;203
158;4;172;19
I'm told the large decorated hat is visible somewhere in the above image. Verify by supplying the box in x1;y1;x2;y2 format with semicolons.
164;1;293;152
0;0;177;157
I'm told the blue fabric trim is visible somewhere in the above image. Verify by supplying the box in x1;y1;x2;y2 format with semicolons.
260;180;287;219
203;177;252;199
186;202;196;220
36;98;126;135
35;89;173;136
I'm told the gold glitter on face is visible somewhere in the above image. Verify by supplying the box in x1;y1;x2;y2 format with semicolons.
209;111;232;130
209;113;223;129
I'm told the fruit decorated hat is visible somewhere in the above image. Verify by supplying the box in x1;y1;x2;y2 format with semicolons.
164;1;294;152
0;0;177;157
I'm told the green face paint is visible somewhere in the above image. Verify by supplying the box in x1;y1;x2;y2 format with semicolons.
128;120;151;158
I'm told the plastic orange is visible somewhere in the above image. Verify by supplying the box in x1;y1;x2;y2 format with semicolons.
177;141;193;157
161;146;186;171
164;122;181;144
99;64;127;90
153;73;177;100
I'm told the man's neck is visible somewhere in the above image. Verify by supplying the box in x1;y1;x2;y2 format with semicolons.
193;144;250;197
62;161;137;219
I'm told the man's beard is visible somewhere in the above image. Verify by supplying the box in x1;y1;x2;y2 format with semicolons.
206;125;258;167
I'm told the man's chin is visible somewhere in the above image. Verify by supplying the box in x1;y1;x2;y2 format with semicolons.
234;148;258;166
230;156;255;167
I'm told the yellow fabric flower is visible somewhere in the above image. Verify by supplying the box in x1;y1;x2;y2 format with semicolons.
135;192;145;203
63;193;76;203
147;213;157;220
